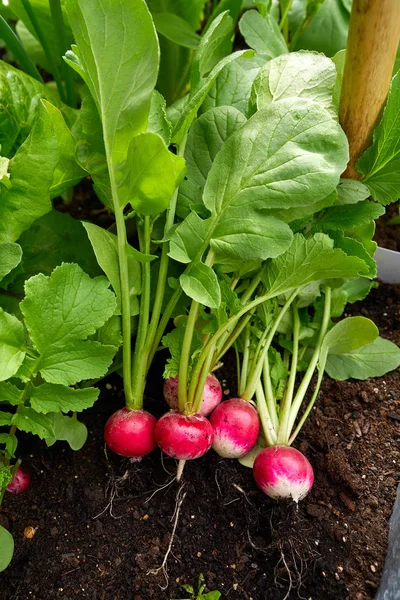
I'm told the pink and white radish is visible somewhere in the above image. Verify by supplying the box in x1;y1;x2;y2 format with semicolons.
6;467;31;494
155;411;214;460
104;408;157;458
210;398;260;458
253;446;314;502
163;373;222;416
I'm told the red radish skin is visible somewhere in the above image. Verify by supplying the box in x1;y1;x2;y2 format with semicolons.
210;398;260;458
155;411;214;460
6;467;31;494
163;374;222;416
104;408;157;458
253;446;314;503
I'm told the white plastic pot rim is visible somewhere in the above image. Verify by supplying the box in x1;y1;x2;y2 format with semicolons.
374;247;400;284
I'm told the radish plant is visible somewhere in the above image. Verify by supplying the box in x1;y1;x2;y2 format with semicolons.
65;0;253;459
0;262;118;569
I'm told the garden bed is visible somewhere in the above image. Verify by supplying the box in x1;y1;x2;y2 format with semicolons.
1;283;399;600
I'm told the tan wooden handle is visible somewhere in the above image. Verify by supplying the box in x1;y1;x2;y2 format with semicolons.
339;0;400;179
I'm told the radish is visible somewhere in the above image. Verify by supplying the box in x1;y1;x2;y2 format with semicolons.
104;408;157;458
163;373;222;416
253;446;314;503
155;411;214;460
6;467;31;494
210;398;260;458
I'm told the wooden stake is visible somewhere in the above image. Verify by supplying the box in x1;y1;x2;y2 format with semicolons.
339;0;400;179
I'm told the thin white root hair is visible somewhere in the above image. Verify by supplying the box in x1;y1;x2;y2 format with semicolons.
92;469;129;520
144;477;175;504
147;484;187;590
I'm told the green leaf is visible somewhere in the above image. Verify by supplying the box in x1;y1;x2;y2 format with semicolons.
45;413;88;451
11;211;101;293
30;383;99;413
48;102;86;198
203;98;348;214
178;106;247;216
0;60;61;156
92;315;122;348
0;309;26;382
162;324;202;379
335;179;370;205
12;406;55;439
180;262;221;308
75;92;112;209
322;316;378;356
116;132;185;214
0;381;22;405
0;433;18;457
263;233;370;298
148;90;172;146
191;12;234;92
0;243;22;282
290;0;349;57
152;12;201;49
332;48;346;111
8;0;73;78
328;230;376;278
21;263;116;353
0;100;60;244
171;49;252;144
38;340;117;386
325;337;400;380
201;54;266;116
0;412;13;426
250;51;337;114
239;10;287;58
313;201;384;231
83;223;141;315
65;0;159;163
0;525;14;572
357;71;400;205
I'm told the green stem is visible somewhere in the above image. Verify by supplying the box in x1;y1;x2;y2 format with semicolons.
178;300;201;412
239;326;251;396
109;177;133;406
0;15;43;81
262;354;279;431
286;287;331;437
276;303;300;444
242;290;298;401
214;313;252;365
288;365;324;446
280;0;292;44
191;343;214;414
147;285;182;369
235;344;241;394
255;381;277;446
144;136;187;365
49;0;76;106
21;0;66;102
131;216;152;407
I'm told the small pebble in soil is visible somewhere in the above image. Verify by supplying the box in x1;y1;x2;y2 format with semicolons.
24;526;37;539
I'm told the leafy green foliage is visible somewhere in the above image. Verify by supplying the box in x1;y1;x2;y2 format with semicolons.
65;0;159;164
0;243;22;282
0;309;25;381
0;525;14;572
30;384;98;413
45;413;88;451
250;51;337;114
162;324;202;379
239;9;287;58
152;12;201;49
357;71;400;205
289;0;350;57
83;223;142;316
12;406;55;439
180;262;221;308
116;132;185;214
177;106;246;217
325;337;400;380
262;233;369;298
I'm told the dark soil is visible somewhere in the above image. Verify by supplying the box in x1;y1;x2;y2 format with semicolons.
1;284;399;600
374;201;400;251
